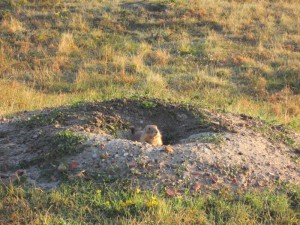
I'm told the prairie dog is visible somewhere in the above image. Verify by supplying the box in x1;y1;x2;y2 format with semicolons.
131;125;163;147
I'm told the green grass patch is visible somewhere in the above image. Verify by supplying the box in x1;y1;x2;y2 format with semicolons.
0;181;299;224
19;130;87;168
18;109;66;128
44;130;87;161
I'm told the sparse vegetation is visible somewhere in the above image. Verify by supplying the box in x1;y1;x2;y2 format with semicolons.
19;109;65;128
139;99;158;109
46;130;87;160
203;133;224;145
20;130;87;167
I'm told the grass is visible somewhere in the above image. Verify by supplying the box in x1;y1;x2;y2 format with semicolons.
0;0;299;130
19;109;66;128
46;130;87;160
1;180;300;224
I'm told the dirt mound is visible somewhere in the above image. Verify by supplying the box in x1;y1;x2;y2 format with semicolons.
0;98;299;192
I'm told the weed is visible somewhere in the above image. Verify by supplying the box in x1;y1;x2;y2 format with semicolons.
139;100;158;110
203;133;224;145
48;130;87;159
22;130;87;165
217;163;246;178
199;118;210;127
19;109;65;128
252;121;299;149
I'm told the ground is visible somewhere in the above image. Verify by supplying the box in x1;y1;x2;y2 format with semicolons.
1;0;300;223
1;98;299;194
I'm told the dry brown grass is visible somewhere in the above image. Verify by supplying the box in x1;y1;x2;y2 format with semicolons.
58;33;79;55
1;16;25;33
0;0;299;129
144;49;170;66
0;80;69;115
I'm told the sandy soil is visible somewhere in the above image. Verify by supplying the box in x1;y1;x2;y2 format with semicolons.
0;98;299;193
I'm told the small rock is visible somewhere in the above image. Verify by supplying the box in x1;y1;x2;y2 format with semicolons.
57;164;68;172
242;164;251;172
166;188;176;197
239;176;246;184
75;170;87;179
256;180;264;187
100;153;109;159
124;153;129;157
91;149;98;159
166;187;176;197
191;171;201;175
159;162;165;169
130;168;141;175
128;161;137;167
211;175;219;183
165;146;173;154
69;161;79;170
228;176;237;184
192;182;201;192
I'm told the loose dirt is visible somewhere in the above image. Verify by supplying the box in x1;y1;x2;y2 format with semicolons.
0;98;299;193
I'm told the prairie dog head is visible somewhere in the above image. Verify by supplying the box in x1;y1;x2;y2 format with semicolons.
144;125;160;137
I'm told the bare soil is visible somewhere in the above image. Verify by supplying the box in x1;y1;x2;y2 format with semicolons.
0;98;299;193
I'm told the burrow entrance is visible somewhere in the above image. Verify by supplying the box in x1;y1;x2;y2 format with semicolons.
82;98;224;145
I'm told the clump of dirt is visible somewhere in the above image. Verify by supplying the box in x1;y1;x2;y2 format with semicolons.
0;98;299;193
